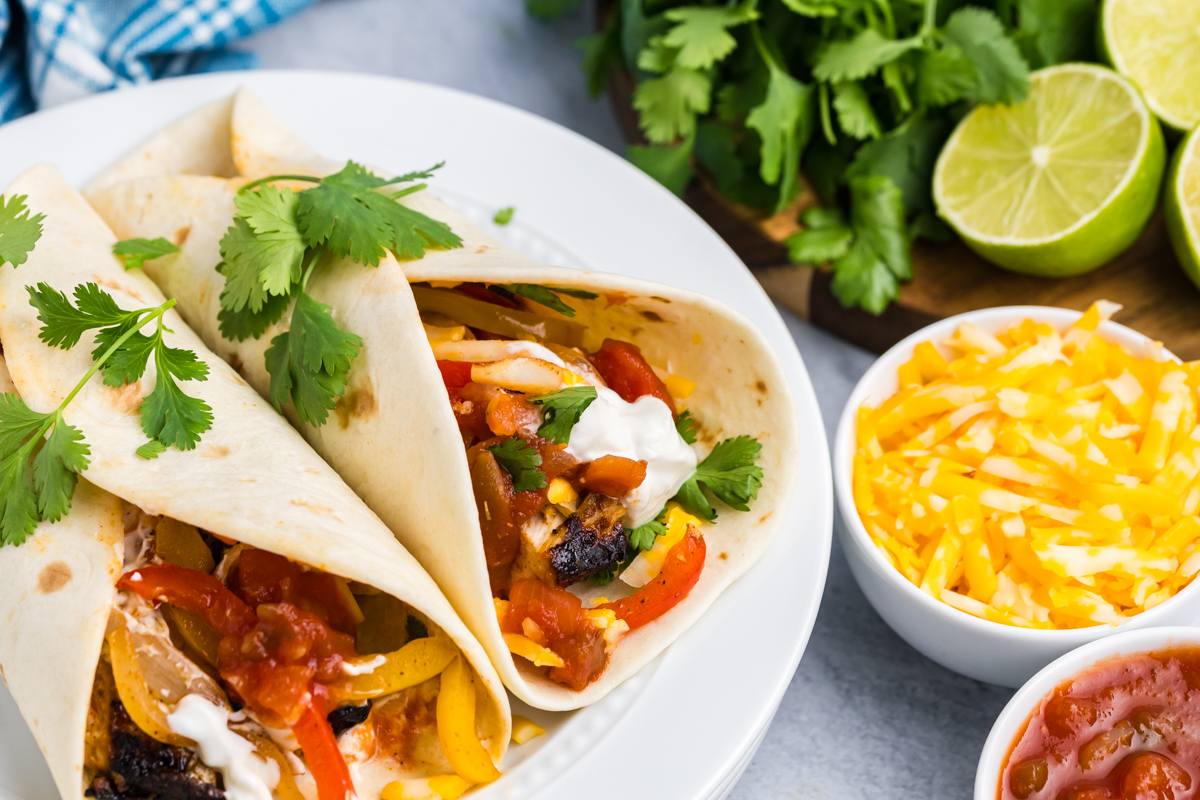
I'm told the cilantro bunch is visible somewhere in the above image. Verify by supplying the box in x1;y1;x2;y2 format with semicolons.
0;198;212;545
539;0;1097;314
217;162;463;426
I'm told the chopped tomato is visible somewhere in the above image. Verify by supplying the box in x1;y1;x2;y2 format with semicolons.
470;445;522;594
536;439;579;483
438;361;473;393
235;549;361;635
578;455;647;497
588;338;676;416
504;579;607;690
219;602;357;725
600;530;705;629
453;382;503;442
486;392;542;437
456;282;520;309
292;695;356;800
118;565;256;637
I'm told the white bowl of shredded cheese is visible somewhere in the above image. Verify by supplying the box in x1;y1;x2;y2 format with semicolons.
834;304;1200;687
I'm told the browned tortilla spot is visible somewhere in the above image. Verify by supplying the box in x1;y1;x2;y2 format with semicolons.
758;512;773;524
640;310;664;322
202;444;230;458
92;276;143;303
650;296;671;304
756;380;767;393
172;226;192;247
37;561;72;593
110;382;143;415
290;498;334;516
719;552;728;561
334;388;377;429
475;245;491;254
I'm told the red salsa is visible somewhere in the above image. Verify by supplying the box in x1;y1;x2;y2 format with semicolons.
1002;647;1200;800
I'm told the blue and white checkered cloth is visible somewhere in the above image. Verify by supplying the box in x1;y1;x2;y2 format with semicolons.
0;0;315;123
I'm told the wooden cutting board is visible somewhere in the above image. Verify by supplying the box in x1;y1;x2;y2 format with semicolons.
601;23;1200;361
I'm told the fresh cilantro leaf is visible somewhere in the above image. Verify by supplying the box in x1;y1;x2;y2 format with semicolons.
812;29;923;83
747;28;815;213
136;440;167;460
525;0;582;20
1012;0;1096;69
406;615;429;641
295;162;462;265
552;287;600;300
943;7;1030;105
832;81;881;140
916;46;976;108
627;136;696;197
217;291;291;343
32;416;89;521
578;4;623;98
787;215;854;265
827;175;910;315
658;2;758;70
264;292;362;426
672;435;763;521
232;185;306;296
529;386;598;445
139;337;212;451
628;511;667;551
633;67;712;144
676;409;698;444
488;438;548;493
638;37;678;74
0;396;89;544
218;219;279;314
493;207;515;226
504;284;580;317
113;238;179;271
0;195;44;268
28;282;138;350
910;211;954;243
95;326;156;387
844;115;952;217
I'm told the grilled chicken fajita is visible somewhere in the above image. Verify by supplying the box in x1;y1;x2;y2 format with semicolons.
84;91;801;710
0;165;508;800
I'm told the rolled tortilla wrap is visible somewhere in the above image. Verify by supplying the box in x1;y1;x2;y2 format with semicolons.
85;92;801;711
0;164;509;800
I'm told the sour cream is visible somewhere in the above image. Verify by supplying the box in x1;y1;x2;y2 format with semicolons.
564;386;697;527
167;695;281;800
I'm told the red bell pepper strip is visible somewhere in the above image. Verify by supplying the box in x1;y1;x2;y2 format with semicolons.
292;698;357;800
588;338;676;416
118;564;257;637
438;361;473;393
600;531;705;629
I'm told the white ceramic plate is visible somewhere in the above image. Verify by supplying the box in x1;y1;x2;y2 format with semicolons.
0;71;832;800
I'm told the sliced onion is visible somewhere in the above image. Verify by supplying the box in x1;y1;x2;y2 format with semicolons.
412;285;584;346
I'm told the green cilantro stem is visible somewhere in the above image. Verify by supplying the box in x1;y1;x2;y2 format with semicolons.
238;174;323;194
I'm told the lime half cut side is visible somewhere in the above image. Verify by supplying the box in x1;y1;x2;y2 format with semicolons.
933;64;1164;277
1165;124;1200;290
1103;0;1200;132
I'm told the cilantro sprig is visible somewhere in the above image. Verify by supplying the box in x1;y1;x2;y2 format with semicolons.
556;0;1066;314
529;386;597;444
0;200;212;544
217;161;462;426
672;435;763;521
675;409;698;445
489;438;548;493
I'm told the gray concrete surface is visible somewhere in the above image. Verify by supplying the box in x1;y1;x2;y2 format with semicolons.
244;3;1016;796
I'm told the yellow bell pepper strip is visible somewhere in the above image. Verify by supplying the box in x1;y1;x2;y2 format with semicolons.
437;655;502;785
503;633;565;668
237;730;306;800
511;715;546;744
333;636;459;703
107;625;194;747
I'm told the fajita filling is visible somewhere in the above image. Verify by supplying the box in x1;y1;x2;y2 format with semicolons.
84;504;499;800
417;282;762;691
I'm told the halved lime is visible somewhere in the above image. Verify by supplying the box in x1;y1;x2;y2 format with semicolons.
933;64;1164;277
1102;0;1200;133
1165;124;1200;289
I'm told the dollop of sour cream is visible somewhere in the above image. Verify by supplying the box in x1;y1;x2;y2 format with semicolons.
167;695;281;800
564;386;697;527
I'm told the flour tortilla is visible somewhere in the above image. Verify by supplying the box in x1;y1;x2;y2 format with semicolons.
0;164;509;800
84;92;801;711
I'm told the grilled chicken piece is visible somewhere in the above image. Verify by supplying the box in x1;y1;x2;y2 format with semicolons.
512;494;629;588
87;701;224;800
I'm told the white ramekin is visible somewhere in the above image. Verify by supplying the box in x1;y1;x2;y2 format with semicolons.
833;306;1200;687
974;625;1200;800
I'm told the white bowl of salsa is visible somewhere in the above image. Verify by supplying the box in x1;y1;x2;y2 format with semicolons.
975;626;1200;800
833;306;1200;687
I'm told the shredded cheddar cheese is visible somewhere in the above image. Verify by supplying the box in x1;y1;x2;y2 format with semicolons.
853;302;1200;629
